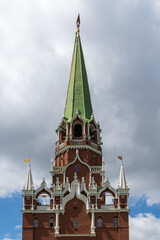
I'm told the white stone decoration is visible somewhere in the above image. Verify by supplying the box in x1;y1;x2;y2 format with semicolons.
98;178;116;198
61;176;89;212
34;178;53;198
80;177;88;195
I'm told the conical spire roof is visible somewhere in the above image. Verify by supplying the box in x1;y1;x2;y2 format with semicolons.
64;16;93;122
118;161;127;189
25;163;34;190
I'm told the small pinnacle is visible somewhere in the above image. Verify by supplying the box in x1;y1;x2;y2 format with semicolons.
74;172;78;180
76;149;79;155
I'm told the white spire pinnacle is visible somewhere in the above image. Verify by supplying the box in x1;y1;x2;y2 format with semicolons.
118;161;127;189
25;163;34;190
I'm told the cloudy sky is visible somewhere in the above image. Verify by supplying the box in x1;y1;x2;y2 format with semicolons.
0;0;160;239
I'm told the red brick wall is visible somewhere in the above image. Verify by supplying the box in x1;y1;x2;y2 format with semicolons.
95;212;129;240
65;160;89;187
59;197;91;234
55;147;102;167
23;208;129;240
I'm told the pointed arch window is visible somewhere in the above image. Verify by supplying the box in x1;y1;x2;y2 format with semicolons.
33;218;38;228
49;218;54;228
73;218;78;228
113;217;118;227
97;217;102;227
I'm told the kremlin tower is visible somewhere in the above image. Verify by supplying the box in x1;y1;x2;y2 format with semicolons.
22;15;129;240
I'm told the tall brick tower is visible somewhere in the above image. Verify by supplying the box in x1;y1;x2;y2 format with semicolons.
22;15;129;240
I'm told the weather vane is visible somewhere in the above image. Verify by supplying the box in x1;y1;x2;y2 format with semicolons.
76;14;80;36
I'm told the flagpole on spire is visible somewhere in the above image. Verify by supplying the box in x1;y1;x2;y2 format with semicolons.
76;14;80;36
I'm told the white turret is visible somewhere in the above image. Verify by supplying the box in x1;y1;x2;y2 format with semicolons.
25;163;34;190
118;161;127;189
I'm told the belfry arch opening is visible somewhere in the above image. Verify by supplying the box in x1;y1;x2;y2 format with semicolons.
105;192;114;205
74;124;82;138
59;127;66;142
100;190;115;207
37;193;50;206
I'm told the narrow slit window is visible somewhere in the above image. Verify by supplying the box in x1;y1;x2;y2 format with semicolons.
113;217;118;227
33;218;38;228
97;217;102;227
49;218;54;228
73;218;78;228
75;165;80;173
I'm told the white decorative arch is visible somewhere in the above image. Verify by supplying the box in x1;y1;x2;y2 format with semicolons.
98;178;116;197
71;112;84;124
35;178;53;198
62;177;71;195
65;149;91;172
61;178;89;211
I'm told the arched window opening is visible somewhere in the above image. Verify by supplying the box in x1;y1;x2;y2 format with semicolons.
49;218;54;228
91;130;95;140
75;165;80;173
105;192;114;205
113;217;118;227
74;124;82;137
90;125;97;141
33;218;38;228
37;194;50;206
73;218;78;228
97;217;102;227
60;128;66;142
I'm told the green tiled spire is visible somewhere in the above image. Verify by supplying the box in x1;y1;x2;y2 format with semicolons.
64;19;93;123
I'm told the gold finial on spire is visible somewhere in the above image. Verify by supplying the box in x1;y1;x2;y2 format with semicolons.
76;14;80;36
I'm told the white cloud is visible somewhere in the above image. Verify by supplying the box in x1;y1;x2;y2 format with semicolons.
14;225;22;230
4;234;11;238
130;213;160;240
2;238;14;240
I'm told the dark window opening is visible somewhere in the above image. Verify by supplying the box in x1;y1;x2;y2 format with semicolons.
113;217;118;227
91;130;95;140
33;218;38;228
91;196;95;203
75;165;80;173
49;218;54;228
97;217;102;227
73;218;78;228
74;124;82;137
